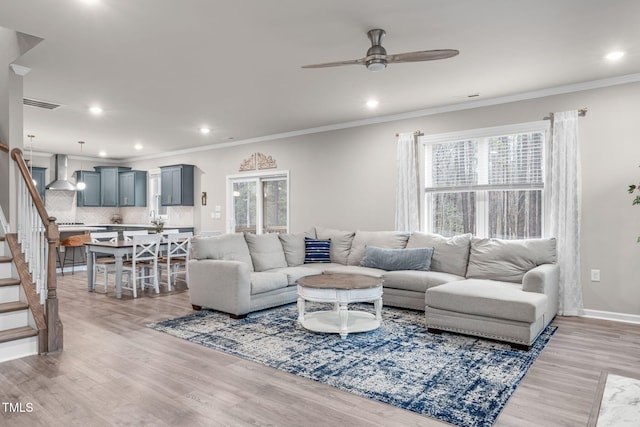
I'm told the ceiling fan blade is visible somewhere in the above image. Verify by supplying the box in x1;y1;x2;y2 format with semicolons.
301;58;365;68
387;49;459;63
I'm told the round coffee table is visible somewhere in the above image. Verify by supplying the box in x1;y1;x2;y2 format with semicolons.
296;273;383;339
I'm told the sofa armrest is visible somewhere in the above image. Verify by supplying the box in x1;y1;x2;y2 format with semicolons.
188;259;251;316
522;263;559;295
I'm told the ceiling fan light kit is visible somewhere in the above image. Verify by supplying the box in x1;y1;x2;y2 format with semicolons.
302;29;459;72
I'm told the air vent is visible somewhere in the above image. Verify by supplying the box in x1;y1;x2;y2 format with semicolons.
23;97;61;110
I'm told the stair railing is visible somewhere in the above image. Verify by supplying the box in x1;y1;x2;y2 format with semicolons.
0;206;8;235
9;146;62;353
0;142;8;234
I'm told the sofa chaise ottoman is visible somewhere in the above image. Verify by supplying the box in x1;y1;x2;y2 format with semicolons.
425;237;559;349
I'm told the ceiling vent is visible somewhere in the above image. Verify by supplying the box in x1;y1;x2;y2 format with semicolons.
23;97;61;110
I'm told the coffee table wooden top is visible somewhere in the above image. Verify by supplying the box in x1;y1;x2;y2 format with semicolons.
297;273;382;290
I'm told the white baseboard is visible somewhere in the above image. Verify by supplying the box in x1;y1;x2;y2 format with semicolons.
582;309;640;325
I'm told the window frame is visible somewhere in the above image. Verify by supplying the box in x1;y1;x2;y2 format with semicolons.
148;169;168;221
420;121;550;239
226;170;290;234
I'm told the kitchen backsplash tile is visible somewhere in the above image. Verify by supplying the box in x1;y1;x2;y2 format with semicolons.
76;208;115;225
120;207;149;225
167;206;194;226
45;190;76;223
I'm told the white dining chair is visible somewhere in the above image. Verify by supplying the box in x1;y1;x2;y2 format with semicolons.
122;234;161;297
160;231;193;290
123;229;149;242
89;231;118;292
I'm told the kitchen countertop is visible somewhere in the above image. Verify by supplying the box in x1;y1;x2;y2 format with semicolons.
87;223;193;228
57;224;193;233
58;226;108;233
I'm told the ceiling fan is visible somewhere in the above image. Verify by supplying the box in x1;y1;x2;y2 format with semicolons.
302;29;459;72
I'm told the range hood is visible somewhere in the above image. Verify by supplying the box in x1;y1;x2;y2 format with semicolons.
45;154;77;191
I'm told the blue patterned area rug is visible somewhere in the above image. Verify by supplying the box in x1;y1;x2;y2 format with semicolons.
148;304;555;427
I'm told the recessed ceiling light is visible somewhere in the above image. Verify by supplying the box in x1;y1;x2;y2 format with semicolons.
134;143;143;150
98;151;106;157
605;51;625;61
366;99;379;109
89;106;103;115
200;127;211;135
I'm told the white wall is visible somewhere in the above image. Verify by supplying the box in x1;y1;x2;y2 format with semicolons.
120;81;640;316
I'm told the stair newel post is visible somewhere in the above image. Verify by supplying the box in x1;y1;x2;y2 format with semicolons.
45;217;63;353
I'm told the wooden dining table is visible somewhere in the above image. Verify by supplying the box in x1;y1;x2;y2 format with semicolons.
85;239;164;299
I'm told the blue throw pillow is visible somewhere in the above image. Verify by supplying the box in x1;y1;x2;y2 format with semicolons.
304;237;331;263
360;245;434;271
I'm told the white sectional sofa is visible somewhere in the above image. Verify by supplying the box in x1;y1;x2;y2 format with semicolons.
188;226;558;348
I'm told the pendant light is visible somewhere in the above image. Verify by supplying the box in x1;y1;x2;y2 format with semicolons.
76;141;86;190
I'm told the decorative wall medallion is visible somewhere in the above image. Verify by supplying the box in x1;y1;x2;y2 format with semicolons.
239;154;256;172
256;152;277;170
238;152;277;171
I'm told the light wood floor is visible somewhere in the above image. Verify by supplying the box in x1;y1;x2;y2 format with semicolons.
1;272;639;427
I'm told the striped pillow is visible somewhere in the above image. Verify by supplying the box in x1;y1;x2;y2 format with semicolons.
304;237;331;263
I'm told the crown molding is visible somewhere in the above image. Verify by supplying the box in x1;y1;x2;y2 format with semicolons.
97;72;640;163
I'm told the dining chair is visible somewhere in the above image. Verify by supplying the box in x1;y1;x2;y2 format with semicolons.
122;234;161;297
123;229;149;241
89;231;118;292
159;231;193;290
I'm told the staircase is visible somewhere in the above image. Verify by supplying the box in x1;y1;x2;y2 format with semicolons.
0;235;38;362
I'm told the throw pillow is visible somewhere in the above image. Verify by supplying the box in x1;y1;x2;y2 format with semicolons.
347;230;410;266
466;237;557;283
278;230;315;267
304;237;331;263
244;233;288;272
314;226;355;264
406;232;472;277
360;246;434;271
190;233;254;271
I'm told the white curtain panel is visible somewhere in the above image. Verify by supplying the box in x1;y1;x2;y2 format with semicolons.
545;110;584;316
395;132;420;232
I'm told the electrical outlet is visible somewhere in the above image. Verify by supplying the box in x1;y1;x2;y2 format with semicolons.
591;269;601;282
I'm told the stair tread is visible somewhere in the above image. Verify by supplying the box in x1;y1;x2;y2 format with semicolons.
0;278;20;287
0;301;29;313
0;326;38;344
0;256;12;263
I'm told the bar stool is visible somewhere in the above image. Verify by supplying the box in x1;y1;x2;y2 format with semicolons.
60;234;91;275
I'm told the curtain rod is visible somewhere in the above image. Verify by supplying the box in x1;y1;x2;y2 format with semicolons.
395;130;424;137
543;107;588;120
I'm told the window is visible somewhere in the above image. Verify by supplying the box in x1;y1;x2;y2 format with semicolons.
227;171;289;234
148;170;168;220
422;122;548;239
